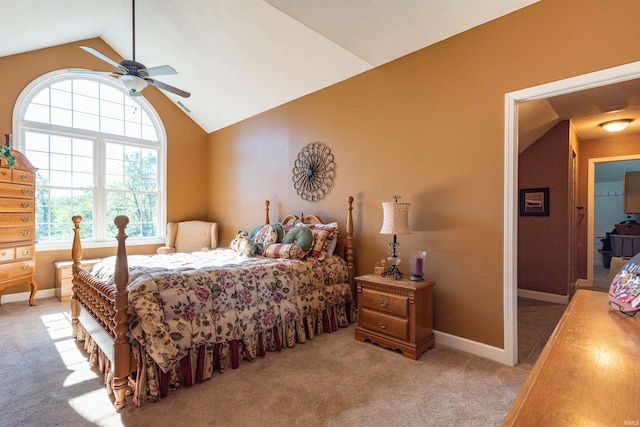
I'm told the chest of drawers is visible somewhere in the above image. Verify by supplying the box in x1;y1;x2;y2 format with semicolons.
355;274;435;360
0;150;38;305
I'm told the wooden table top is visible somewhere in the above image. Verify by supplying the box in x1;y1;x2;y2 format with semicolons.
503;289;640;426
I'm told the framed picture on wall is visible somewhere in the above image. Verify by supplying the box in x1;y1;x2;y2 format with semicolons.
520;188;549;216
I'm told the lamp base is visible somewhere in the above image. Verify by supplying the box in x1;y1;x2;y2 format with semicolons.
382;265;403;280
411;274;425;282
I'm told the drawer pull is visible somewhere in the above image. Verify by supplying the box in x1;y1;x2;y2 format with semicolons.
21;264;30;270
0;251;6;256
19;173;29;180
377;320;388;329
378;298;389;307
21;230;31;236
21;217;31;222
1;171;7;176
21;250;31;256
21;188;31;195
21;203;30;209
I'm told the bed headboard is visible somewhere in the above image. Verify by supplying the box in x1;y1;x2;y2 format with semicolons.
269;197;355;290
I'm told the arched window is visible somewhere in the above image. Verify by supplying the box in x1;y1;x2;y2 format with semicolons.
13;71;166;248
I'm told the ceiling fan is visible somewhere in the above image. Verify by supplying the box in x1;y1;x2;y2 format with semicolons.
68;0;190;98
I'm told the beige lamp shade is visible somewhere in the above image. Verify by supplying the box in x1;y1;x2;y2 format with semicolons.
380;202;411;235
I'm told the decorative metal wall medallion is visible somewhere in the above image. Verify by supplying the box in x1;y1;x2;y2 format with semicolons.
292;142;336;202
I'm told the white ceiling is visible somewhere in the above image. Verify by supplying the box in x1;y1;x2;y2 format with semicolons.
0;0;537;133
519;78;640;152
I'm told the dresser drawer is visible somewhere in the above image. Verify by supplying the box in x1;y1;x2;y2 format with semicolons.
0;198;34;213
361;288;409;317
0;226;35;243
11;170;34;185
0;168;10;182
0;259;35;280
360;308;408;341
0;247;14;262
0;182;34;199
15;245;34;260
0;213;34;227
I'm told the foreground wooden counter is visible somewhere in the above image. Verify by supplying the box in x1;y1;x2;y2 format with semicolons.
503;290;640;426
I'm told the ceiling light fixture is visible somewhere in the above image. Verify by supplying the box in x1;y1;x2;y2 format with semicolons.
599;119;633;133
119;75;148;96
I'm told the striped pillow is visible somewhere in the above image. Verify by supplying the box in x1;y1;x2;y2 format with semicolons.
263;243;303;259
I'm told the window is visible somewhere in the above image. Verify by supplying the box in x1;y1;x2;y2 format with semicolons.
14;71;166;247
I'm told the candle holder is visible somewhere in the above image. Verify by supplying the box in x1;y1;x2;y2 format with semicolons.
410;250;427;282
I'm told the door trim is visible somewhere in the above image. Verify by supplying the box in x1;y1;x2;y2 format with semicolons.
503;61;640;366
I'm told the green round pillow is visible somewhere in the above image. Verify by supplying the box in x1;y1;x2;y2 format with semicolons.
283;226;314;252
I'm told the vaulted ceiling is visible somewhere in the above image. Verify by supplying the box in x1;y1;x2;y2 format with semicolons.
1;0;537;133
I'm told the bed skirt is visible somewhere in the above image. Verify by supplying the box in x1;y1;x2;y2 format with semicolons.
74;300;355;406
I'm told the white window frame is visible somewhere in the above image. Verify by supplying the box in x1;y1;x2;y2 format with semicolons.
12;70;166;251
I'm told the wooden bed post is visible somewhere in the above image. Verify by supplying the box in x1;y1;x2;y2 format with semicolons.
70;215;83;332
345;196;355;300
112;215;130;410
265;200;270;224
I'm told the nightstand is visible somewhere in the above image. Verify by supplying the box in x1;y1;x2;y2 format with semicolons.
355;274;435;360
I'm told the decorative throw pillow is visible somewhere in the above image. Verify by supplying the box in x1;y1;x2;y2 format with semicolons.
282;226;314;252
311;222;339;257
263;243;303;259
307;227;336;260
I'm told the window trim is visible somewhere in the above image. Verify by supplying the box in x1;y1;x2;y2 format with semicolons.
12;70;167;250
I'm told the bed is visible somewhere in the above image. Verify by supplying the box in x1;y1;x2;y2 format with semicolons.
70;196;356;408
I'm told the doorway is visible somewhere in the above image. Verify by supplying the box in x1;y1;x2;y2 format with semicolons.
588;156;640;289
503;61;640;366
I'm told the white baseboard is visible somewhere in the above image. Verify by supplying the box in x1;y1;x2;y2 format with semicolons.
517;288;569;305
1;289;56;305
433;329;507;365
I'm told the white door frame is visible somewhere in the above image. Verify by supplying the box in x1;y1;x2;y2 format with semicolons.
503;61;640;366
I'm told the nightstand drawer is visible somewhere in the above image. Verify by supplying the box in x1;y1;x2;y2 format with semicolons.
361;288;408;317
360;308;408;341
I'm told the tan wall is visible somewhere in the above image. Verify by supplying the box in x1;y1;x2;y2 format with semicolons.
208;0;640;348
0;38;209;295
518;121;570;295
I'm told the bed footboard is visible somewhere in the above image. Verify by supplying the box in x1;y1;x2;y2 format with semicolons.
71;215;131;409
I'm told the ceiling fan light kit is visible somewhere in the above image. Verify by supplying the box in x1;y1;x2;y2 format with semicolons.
67;0;190;98
599;119;633;133
119;75;148;95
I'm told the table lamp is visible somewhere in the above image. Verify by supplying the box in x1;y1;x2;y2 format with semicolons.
380;195;411;279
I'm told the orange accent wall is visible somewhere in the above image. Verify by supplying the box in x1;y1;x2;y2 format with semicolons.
208;0;640;348
0;38;209;296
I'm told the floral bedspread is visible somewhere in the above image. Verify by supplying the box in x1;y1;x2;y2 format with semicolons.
89;249;350;372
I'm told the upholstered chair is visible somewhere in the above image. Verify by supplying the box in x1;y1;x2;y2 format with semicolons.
156;221;218;254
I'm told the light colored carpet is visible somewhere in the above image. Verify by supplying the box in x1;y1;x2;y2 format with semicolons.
0;298;533;427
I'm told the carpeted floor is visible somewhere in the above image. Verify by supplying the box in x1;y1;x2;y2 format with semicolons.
1;298;535;427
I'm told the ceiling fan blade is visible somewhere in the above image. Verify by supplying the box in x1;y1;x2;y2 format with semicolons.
146;78;191;98
140;65;177;77
79;46;127;73
68;68;122;77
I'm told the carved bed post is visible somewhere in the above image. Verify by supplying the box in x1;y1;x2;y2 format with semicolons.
265;200;270;225
70;215;83;332
345;196;355;301
112;215;130;410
